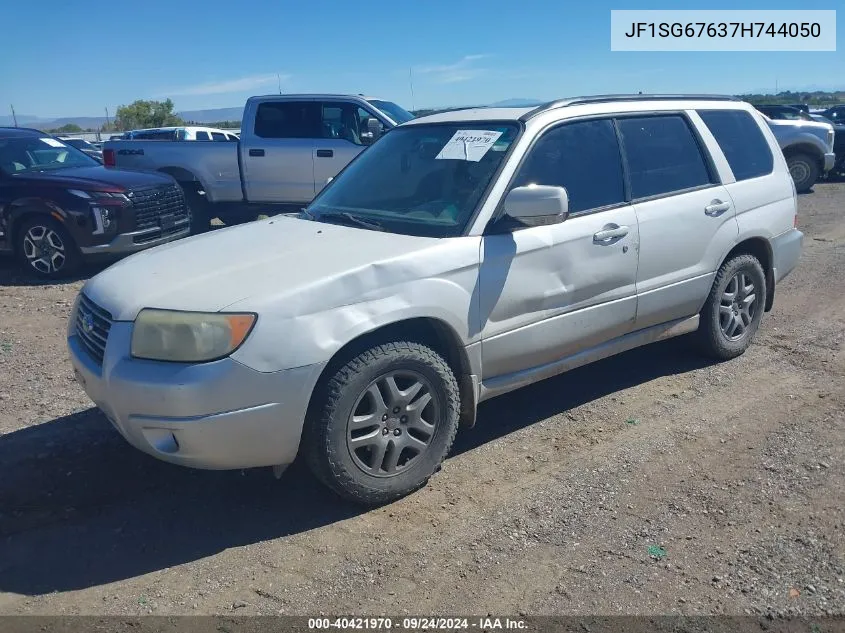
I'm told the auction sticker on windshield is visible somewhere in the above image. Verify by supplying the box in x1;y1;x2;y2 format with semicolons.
40;138;67;148
435;130;503;162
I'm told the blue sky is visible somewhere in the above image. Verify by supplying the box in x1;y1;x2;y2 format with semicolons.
2;0;842;117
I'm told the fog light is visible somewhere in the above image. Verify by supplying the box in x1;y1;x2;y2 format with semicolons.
91;207;112;234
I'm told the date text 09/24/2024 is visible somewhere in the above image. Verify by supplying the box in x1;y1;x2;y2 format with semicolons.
307;617;528;630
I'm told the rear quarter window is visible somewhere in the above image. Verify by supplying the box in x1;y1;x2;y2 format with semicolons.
697;110;774;181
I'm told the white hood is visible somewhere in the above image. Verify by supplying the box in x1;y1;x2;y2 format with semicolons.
83;215;440;321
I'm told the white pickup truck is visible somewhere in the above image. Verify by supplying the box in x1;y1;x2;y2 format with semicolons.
103;94;414;230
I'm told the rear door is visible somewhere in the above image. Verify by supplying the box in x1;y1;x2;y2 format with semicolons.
241;100;319;204
312;102;374;193
617;113;738;329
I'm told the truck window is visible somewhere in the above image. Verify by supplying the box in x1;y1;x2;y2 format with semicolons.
195;131;210;141
697;110;774;181
254;101;320;139
320;103;363;145
211;132;226;141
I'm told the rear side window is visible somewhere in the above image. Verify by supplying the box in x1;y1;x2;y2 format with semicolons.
195;131;210;141
617;115;713;199
211;132;226;141
254;101;320;139
698;110;774;181
512;119;626;214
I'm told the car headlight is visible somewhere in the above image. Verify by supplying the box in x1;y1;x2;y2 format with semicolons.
131;309;257;362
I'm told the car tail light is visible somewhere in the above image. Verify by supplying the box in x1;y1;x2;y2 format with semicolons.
103;149;115;167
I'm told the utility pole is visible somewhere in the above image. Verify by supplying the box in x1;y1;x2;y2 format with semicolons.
277;73;282;94
409;67;416;111
10;104;18;127
104;106;111;130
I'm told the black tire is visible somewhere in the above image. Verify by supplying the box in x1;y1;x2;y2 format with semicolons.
695;254;766;361
180;185;211;235
786;152;820;193
14;215;81;280
304;341;460;506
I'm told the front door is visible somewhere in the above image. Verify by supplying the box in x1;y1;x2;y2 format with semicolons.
479;118;640;380
312;103;374;193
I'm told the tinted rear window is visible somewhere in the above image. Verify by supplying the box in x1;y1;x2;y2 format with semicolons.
617;115;713;199
698;110;774;181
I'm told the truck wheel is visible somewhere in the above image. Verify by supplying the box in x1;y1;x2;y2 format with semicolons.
304;341;460;506
786;153;819;193
15;215;81;280
695;254;766;361
180;186;210;234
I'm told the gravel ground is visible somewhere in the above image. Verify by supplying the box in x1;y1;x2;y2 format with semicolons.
0;184;843;618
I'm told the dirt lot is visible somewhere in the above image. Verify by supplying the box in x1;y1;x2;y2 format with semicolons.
0;184;843;619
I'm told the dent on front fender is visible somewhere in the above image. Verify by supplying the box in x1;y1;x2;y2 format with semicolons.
229;239;482;373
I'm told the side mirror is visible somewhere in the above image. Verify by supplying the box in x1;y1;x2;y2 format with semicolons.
362;117;382;145
503;185;569;227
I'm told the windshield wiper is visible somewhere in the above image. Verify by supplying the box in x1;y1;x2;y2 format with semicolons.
319;211;385;232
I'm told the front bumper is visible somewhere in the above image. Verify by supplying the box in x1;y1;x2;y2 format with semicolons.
79;221;190;255
68;321;325;470
823;152;836;173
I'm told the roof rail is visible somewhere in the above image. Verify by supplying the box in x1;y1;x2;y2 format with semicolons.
520;94;742;121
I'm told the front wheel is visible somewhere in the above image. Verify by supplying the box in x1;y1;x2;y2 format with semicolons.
179;185;211;235
304;341;461;506
15;216;81;279
695;254;766;361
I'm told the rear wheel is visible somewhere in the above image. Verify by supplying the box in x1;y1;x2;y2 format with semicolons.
15;216;81;279
695;254;766;361
304;341;460;506
786;152;820;193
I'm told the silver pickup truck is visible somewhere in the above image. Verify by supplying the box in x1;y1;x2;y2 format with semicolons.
764;117;836;193
103;94;414;230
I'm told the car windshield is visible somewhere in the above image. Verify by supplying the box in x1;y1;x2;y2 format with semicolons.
368;100;416;124
0;136;100;174
306;122;519;237
62;138;95;150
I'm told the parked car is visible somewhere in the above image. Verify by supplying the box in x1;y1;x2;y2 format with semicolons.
755;104;815;121
122;126;240;142
762;116;835;192
103;94;415;229
57;137;104;162
68;95;803;505
0;127;190;279
818;105;845;124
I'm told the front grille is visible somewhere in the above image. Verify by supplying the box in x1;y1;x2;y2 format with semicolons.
130;184;189;231
75;293;113;365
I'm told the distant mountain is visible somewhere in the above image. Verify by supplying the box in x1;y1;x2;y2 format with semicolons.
177;107;244;124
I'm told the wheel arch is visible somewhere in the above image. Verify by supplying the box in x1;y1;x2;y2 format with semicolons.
721;237;775;312
156;167;205;193
307;317;479;430
8;202;66;255
782;142;824;168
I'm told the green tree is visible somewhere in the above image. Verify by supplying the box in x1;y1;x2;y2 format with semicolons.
114;99;184;131
50;123;83;134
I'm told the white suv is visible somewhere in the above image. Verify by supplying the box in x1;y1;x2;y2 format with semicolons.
68;95;803;506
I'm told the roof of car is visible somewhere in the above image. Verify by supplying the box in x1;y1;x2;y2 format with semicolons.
0;127;46;139
406;94;744;125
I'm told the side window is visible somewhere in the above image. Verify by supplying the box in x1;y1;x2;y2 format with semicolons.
697;110;774;181
320;102;363;145
211;132;226;141
617;115;713;199
512;119;625;214
195;131;210;141
254;101;320;139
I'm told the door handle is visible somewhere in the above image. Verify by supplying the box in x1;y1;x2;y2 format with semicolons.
316;149;334;158
593;225;629;243
248;148;265;157
704;199;731;216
